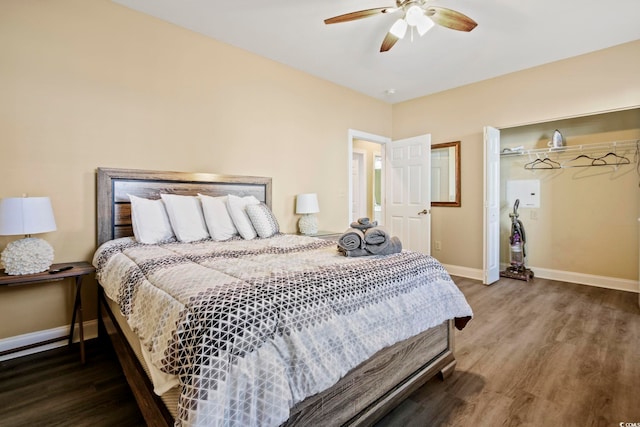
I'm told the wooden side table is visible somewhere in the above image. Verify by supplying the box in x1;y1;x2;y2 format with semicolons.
297;230;343;242
0;261;95;363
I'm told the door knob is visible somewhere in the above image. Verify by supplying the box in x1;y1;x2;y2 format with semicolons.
418;209;430;215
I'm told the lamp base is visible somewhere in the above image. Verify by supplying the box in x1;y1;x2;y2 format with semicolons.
298;214;318;235
1;237;54;275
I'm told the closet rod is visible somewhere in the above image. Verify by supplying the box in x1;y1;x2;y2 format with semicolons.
500;139;639;157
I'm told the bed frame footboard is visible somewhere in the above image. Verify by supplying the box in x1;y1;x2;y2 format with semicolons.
285;321;455;426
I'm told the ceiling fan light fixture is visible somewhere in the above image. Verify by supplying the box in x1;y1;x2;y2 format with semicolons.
323;3;477;52
416;15;434;36
405;5;425;27
389;18;408;39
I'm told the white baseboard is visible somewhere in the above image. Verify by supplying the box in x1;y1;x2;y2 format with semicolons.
442;263;639;294
526;265;639;293
442;264;484;281
0;320;98;362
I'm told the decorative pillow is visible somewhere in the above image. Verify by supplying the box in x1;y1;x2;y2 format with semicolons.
246;203;280;238
160;194;209;242
128;195;174;244
198;194;238;241
226;194;260;240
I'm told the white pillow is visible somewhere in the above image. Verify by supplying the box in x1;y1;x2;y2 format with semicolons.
246;203;280;238
198;194;238;241
226;194;260;240
128;195;174;244
160;194;209;242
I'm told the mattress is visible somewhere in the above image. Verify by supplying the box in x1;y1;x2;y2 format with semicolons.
105;295;180;418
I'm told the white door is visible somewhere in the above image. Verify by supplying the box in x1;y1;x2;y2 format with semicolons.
483;126;500;284
385;134;431;254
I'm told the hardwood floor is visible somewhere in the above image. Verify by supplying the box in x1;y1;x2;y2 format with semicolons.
0;276;638;426
0;337;145;426
376;276;640;427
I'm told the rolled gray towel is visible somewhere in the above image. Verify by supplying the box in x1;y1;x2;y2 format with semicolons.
370;236;402;255
337;246;369;257
337;228;365;251
363;227;389;249
350;217;378;230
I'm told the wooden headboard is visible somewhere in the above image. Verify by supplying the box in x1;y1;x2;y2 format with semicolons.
96;167;272;246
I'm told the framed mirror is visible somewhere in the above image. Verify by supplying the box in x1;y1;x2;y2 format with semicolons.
431;141;461;207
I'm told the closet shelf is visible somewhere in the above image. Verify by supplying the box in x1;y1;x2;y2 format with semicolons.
500;139;639;157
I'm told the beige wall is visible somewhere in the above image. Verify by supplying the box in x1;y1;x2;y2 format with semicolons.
0;0;391;339
393;39;640;275
2;0;639;342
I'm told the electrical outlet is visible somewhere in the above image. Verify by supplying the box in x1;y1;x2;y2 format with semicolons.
435;241;442;251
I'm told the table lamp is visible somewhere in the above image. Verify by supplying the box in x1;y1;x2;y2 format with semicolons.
0;197;57;275
296;193;319;235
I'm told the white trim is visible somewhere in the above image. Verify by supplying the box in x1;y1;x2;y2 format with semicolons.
442;264;484;281
0;320;99;361
352;149;368;221
450;261;639;293
524;265;639;293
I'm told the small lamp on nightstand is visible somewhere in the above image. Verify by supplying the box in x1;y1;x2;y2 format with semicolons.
296;193;319;235
0;196;57;275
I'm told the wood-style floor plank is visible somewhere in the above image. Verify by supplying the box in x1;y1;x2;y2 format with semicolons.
0;276;638;426
0;338;145;427
377;276;640;427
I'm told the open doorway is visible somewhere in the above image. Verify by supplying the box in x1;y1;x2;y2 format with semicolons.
348;130;390;225
351;149;367;222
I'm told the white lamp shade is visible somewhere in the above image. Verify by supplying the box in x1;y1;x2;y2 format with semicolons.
0;197;57;236
405;5;425;27
389;18;408;39
416;15;435;36
295;193;319;214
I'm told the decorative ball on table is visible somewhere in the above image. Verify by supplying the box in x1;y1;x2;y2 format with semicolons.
295;193;319;235
0;197;57;275
1;237;54;275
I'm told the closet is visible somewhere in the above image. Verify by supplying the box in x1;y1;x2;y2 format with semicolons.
497;108;640;289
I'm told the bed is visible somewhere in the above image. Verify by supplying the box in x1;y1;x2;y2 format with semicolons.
94;167;472;427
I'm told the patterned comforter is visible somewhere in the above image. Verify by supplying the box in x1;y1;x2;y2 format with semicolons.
93;233;472;427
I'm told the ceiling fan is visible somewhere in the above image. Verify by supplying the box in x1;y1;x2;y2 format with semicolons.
324;0;477;52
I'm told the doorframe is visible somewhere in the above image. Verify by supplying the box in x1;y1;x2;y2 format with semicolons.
348;129;391;224
352;149;367;221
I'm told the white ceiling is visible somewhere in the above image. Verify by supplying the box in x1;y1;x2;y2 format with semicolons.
112;0;640;103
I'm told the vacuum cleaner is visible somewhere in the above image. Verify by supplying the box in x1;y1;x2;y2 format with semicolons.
500;199;534;281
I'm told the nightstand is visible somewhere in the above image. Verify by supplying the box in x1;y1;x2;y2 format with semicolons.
298;230;343;242
0;261;95;363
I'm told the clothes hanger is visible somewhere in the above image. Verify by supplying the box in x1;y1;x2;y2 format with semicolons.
596;152;631;166
563;153;599;168
524;156;561;170
564;151;631;168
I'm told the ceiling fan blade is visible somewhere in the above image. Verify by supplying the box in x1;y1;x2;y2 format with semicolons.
324;7;393;24
380;32;400;52
426;6;478;32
